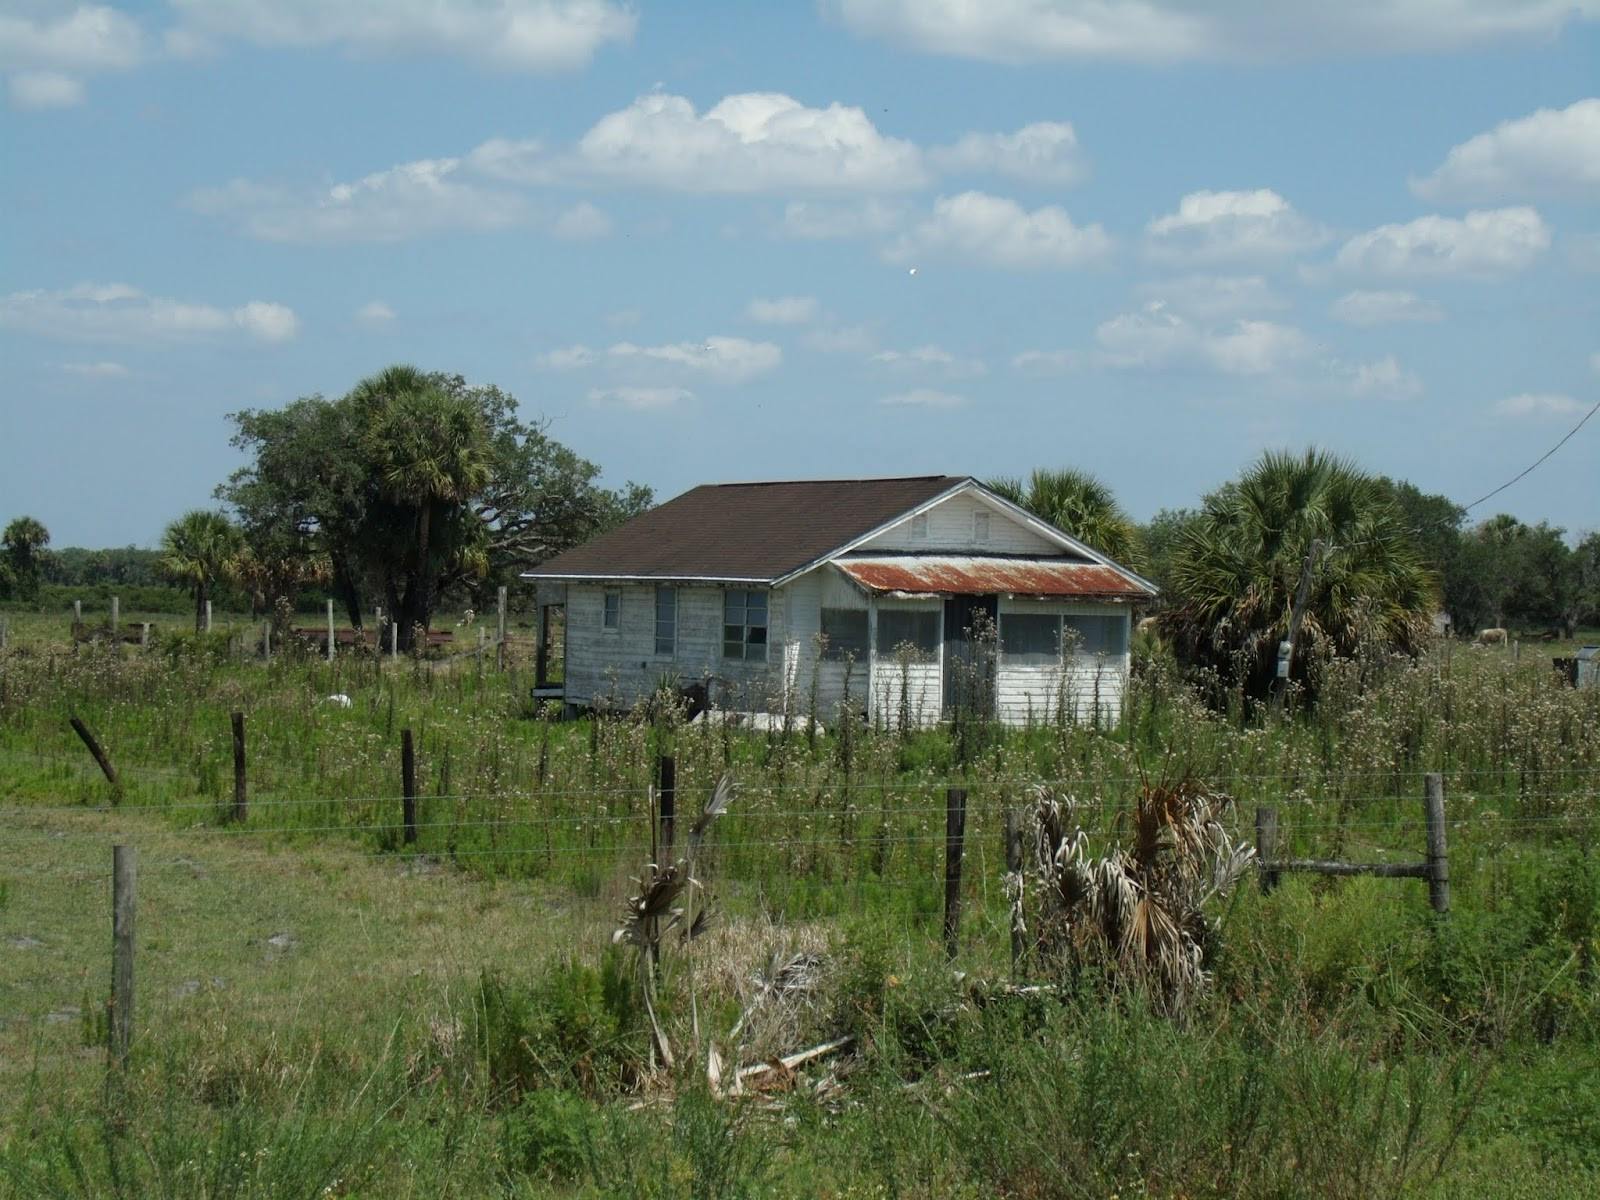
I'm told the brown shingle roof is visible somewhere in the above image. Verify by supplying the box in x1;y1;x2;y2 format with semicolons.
525;476;966;582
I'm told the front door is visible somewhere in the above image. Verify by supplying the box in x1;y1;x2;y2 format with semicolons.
943;594;997;716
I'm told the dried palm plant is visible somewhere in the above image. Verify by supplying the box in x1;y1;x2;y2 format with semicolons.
1021;773;1254;1018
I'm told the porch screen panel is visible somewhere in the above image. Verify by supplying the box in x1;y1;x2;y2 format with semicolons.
820;608;869;662
1063;613;1126;658
876;609;939;658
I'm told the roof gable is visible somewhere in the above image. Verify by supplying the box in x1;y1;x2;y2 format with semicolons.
525;476;966;582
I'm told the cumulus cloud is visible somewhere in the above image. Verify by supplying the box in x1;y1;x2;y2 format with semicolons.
60;360;129;377
1412;98;1600;203
0;282;297;343
608;336;782;383
1136;275;1286;319
745;296;820;325
871;344;986;377
1331;207;1550;279
888;192;1112;270
879;388;967;408
1494;392;1584;418
825;0;1600;64
587;386;693;411
1;3;147;107
1330;289;1443;325
782;198;903;239
1146;189;1328;264
1011;349;1084;377
802;323;877;355
552;200;611;239
355;300;396;329
166;0;636;72
927;121;1089;185
1341;355;1424;399
538;345;600;369
1095;304;1312;376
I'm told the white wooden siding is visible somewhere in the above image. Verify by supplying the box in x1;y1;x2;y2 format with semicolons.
869;597;942;728
858;492;1062;556
994;598;1130;724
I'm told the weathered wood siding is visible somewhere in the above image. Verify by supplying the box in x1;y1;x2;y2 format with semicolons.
857;492;1065;556
869;597;942;729
994;598;1131;725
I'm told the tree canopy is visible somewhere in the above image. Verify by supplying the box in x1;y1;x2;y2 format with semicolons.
155;510;243;633
0;516;51;603
218;367;652;647
1158;449;1438;700
987;467;1144;569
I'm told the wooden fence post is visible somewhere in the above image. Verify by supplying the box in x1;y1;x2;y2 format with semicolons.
69;714;120;800
402;728;417;845
109;845;135;1073
73;599;82;633
0;615;9;652
496;585;508;671
261;621;271;665
204;598;212;633
1425;773;1450;915
657;755;676;856
110;596;118;637
1004;807;1025;974
139;622;150;650
231;711;247;823
390;622;399;661
327;599;336;662
943;787;967;960
1255;806;1281;894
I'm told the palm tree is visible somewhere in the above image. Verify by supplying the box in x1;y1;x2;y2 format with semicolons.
987;467;1143;568
1158;448;1436;701
155;510;243;633
2;515;51;601
352;366;490;647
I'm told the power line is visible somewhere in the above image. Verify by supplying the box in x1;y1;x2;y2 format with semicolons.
1462;395;1600;516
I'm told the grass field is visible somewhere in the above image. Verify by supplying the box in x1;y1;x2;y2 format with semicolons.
1;607;1596;1197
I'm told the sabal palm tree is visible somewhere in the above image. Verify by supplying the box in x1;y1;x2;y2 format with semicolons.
352;366;490;647
1159;448;1436;700
156;510;244;633
2;515;51;601
988;467;1143;568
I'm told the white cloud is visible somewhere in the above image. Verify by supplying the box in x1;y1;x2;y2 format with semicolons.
802;323;877;355
871;344;986;377
1146;189;1327;264
1;3;147;107
1331;207;1550;279
782;198;902;239
1342;355;1424;399
185;159;530;244
888;192;1112;270
825;0;1600;64
1412;98;1600;203
9;70;85;108
1494;392;1584;418
879;388;967;408
1095;304;1312;376
166;0;636;72
587;386;693;411
573;91;927;193
0;282;297;343
928;121;1089;185
1011;349;1084;377
538;345;600;369
608;336;782;383
1136;275;1286;319
552;200;611;240
746;296;819;325
355;300;397;329
60;360;129;378
1330;290;1443;325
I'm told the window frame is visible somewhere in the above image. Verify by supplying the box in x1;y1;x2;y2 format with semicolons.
602;589;620;631
722;587;769;662
654;586;677;657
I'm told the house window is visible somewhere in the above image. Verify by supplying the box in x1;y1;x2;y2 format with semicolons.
602;590;620;630
819;607;869;662
1001;613;1061;666
654;587;676;656
1064;613;1126;658
876;609;939;658
974;511;990;542
723;588;768;661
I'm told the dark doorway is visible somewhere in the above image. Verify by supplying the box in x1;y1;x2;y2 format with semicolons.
943;594;997;716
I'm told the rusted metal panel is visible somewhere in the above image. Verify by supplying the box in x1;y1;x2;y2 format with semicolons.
835;556;1150;599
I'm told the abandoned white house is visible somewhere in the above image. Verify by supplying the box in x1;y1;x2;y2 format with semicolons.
523;476;1157;727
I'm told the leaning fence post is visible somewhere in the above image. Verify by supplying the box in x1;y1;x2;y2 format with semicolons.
402;728;418;845
69;714;120;800
1255;806;1281;894
1424;773;1449;915
231;711;247;823
943;787;968;960
657;755;677;855
109;845;136;1073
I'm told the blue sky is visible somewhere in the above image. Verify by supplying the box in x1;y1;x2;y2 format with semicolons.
2;1;1596;550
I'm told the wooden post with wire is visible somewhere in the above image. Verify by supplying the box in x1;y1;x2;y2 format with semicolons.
1004;807;1025;974
109;845;135;1073
496;585;508;671
943;787;967;960
657;754;676;855
402;728;418;845
231;711;247;823
69;714;120;800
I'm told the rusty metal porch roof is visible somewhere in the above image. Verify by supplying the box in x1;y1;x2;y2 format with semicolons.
834;556;1153;600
